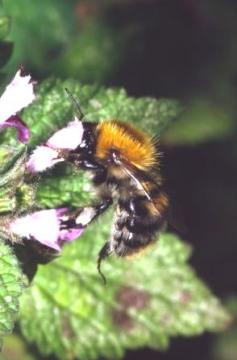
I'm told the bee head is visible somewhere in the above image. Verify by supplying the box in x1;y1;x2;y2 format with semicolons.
75;122;97;156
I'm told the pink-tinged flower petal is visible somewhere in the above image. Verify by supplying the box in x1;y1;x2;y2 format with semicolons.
0;68;36;123
10;208;84;251
27;146;63;173
10;209;63;251
0;115;30;142
46;117;84;150
55;208;68;217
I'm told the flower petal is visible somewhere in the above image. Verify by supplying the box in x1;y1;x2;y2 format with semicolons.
10;209;62;251
0;68;36;123
10;208;84;251
0;115;30;142
27;146;63;173
46;117;84;150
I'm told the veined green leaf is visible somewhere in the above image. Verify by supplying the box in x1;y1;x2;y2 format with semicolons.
19;218;230;360
0;241;25;348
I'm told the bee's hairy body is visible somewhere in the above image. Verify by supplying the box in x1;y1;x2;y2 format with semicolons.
68;120;169;276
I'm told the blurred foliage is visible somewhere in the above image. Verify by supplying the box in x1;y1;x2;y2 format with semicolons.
2;0;128;84
1;333;35;360
0;15;10;41
2;0;237;148
53;20;127;84
211;297;237;360
0;3;12;74
2;0;76;77
162;100;236;146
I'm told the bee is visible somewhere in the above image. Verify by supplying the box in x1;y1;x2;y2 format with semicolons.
65;93;169;282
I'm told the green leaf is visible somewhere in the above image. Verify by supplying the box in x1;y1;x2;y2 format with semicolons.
0;145;26;179
0;146;27;214
19;220;230;360
0;6;12;70
3;0;76;74
53;21;127;83
36;167;94;209
211;297;237;360
0;16;11;40
1;333;36;360
0;241;24;348
0;146;29;349
0;145;36;217
163;100;235;146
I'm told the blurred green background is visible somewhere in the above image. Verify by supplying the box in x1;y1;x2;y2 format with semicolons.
1;0;237;359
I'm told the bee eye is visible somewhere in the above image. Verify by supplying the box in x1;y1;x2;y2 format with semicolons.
110;149;121;165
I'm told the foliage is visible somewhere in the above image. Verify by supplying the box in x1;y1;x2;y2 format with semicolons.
0;147;28;347
19;228;230;360
1;333;35;360
2;0;128;84
0;3;12;75
3;0;76;75
162;100;236;146
0;242;25;349
211;297;237;360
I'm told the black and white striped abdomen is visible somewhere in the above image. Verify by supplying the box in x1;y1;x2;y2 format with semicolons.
110;193;168;257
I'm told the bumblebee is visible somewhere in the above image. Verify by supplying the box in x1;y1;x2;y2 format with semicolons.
65;115;169;282
63;92;169;280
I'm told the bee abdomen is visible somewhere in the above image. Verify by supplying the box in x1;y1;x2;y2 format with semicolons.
113;228;153;257
111;192;168;257
112;218;156;257
118;192;168;233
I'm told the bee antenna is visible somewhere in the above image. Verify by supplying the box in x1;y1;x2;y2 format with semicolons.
97;242;111;285
65;88;84;121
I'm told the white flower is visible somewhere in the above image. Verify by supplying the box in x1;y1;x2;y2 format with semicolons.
0;68;36;142
46;117;84;150
26;146;63;173
27;117;84;173
0;68;35;122
10;208;84;251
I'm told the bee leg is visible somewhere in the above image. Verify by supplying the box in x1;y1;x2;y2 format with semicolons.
69;157;105;172
74;197;113;228
97;242;112;285
62;198;112;284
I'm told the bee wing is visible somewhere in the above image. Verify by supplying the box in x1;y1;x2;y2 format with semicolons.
117;157;161;201
121;165;153;201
